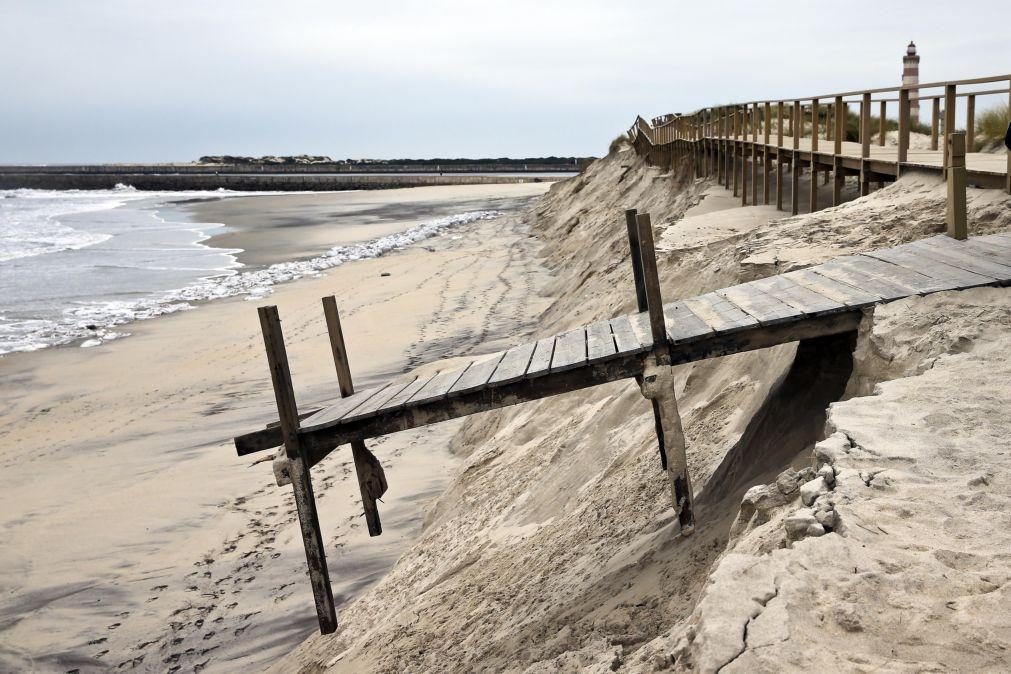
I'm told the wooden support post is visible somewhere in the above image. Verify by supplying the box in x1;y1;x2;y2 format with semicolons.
878;100;887;146
791;150;800;215
898;88;910;166
634;213;695;535
776;149;784;211
809;152;818;213
1007;81;1011;194
943;84;956;173
931;96;940;151
626;209;667;472
763;145;771;205
258;306;338;635
946;132;968;240
732;108;739;197
322;297;388;538
860;93;871;196
832;156;844;206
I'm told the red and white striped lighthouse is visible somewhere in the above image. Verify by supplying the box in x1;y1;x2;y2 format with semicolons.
903;41;920;122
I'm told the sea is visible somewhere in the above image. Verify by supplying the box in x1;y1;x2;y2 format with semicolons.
0;186;501;356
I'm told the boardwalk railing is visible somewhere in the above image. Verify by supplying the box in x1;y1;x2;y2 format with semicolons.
629;73;1011;211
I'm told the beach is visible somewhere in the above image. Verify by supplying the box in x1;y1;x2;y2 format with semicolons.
0;182;553;671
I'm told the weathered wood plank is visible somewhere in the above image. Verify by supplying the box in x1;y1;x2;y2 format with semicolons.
627;311;655;349
610;314;648;354
751;274;844;315
550;327;588;372
663;301;713;344
379;372;439;411
813;258;917;300
718;283;799;325
586;320;617;364
301;385;385;427
450;352;506;396
342;378;418;422
863;247;994;288
911;237;1011;281
488;342;536;385
683;292;759;333
525;336;556;378
409;363;473;405
960;240;1011;272
785;268;882;308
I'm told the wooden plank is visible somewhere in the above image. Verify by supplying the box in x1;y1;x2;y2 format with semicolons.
635;213;669;353
907;238;1011;281
378;372;439;411
976;233;1011;252
683;292;759;333
843;254;950;294
813;258;917;301
450;352;506;395
488;342;536;385
322;296;354;397
586;320;617;364
341;379;417;422
663;301;713;344
627;311;655;349
863;247;993;289
784;268;882;308
301;385;385;427
610;314;648;355
550;327;587;372
408;363;472;405
959;239;1011;271
525;336;556;378
718;283;798;325
751;274;844;315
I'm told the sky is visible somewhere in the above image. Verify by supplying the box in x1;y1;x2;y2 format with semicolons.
2;0;1009;163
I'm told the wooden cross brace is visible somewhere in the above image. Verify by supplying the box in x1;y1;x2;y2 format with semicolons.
624;209;696;534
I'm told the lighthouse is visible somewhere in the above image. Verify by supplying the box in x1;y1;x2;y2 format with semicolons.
903;41;920;122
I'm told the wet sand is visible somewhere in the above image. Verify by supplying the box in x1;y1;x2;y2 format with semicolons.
0;184;553;672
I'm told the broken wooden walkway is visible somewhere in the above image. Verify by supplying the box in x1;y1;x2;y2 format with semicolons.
234;224;1011;633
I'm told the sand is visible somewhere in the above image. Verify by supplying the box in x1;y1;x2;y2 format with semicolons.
273;147;1011;673
191;183;551;267
0;183;553;672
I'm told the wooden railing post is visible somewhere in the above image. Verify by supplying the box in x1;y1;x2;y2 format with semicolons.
879;100;887;146
834;97;845;154
792;100;801;214
777;101;784;148
946;132;968;240
898;88;910;166
1007;80;1011;194
763;101;771;204
966;94;975;153
322;297;388;538
931;96;941;150
751;103;759;205
258;305;338;635
811;98;819;152
943;84;956;173
810;98;819;212
860;92;871;196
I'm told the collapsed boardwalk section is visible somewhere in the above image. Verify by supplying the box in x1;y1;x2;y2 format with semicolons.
233;230;1011;633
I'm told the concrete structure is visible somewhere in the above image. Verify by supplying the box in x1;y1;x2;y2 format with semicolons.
904;41;921;122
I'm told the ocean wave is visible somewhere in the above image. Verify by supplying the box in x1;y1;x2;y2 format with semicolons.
0;209;503;355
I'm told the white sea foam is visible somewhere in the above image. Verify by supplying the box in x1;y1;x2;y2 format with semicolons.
0;209;502;355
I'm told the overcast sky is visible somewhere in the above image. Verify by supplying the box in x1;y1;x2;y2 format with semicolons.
3;0;1008;163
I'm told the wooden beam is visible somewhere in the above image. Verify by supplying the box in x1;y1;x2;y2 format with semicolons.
791;150;800;215
878;100;887;146
931;96;940;151
258;305;337;635
776;147;784;210
834;96;844;155
966;94;975;152
634;213;670;363
811;98;819;152
943;84;956;172
322;297;388;538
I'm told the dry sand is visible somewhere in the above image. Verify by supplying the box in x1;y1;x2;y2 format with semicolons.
0;183;552;672
274;147;1011;673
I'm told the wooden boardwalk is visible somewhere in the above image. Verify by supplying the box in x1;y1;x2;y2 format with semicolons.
234;226;1011;633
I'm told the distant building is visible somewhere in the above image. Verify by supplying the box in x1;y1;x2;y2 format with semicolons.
903;41;920;122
